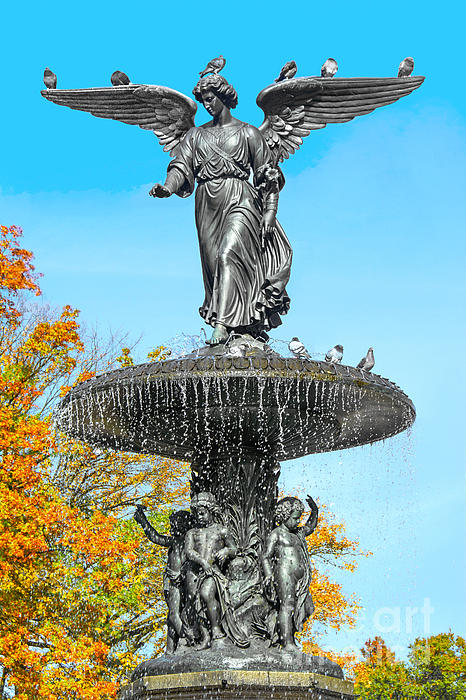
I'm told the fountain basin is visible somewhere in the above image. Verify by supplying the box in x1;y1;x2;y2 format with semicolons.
57;353;415;460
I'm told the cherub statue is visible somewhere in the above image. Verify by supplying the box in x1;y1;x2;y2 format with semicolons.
42;64;423;345
133;505;193;653
183;491;249;649
262;495;318;651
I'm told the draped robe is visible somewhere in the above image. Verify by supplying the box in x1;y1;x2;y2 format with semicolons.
168;123;292;332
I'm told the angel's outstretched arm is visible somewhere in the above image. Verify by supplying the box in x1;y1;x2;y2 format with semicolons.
149;169;186;198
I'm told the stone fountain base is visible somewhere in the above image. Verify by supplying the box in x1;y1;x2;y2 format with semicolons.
130;639;344;678
117;669;355;700
118;641;353;700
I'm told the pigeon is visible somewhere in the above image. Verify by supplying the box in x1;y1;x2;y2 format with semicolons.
325;344;344;363
111;70;131;86
288;337;311;359
321;58;338;78
199;55;226;77
357;347;375;372
275;61;297;83
43;67;57;89
397;57;414;78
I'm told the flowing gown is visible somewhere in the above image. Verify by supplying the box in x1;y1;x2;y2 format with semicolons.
168;122;292;332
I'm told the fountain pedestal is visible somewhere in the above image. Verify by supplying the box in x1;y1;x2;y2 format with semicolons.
117;669;355;699
58;340;414;697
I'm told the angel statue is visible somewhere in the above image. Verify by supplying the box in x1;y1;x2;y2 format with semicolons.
42;61;424;345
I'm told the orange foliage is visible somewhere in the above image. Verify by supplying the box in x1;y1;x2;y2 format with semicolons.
0;225;188;698
299;502;372;676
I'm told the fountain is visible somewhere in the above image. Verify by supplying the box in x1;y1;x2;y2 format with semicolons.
44;56;423;699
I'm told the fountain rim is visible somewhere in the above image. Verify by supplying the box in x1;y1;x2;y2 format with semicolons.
58;355;416;417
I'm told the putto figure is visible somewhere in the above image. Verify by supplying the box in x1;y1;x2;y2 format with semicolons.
133;505;193;653
41;59;423;344
262;495;318;651
184;491;249;649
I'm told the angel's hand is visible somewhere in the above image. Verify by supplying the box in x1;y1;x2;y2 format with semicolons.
149;183;172;198
261;210;276;247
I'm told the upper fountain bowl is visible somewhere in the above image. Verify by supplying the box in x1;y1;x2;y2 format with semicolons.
56;345;415;461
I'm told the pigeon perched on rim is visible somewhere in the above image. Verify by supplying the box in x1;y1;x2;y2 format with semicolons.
325;344;344;363
199;55;226;77
397;57;414;78
321;58;338;78
43;67;57;89
357;347;375;372
288;337;311;359
275;61;297;83
111;70;131;86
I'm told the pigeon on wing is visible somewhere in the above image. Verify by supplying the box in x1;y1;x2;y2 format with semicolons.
288;337;311;359
397;57;414;78
111;70;131;86
321;58;338;78
325;344;344;363
43;67;57;89
275;61;297;83
199;55;226;77
357;347;375;372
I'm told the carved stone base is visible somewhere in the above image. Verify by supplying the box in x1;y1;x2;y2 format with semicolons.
117;670;355;699
130;640;343;679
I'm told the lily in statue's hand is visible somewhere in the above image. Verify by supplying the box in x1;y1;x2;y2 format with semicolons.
149;183;172;198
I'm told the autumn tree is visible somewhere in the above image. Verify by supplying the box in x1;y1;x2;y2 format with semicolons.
298;502;371;675
355;632;466;699
0;225;188;698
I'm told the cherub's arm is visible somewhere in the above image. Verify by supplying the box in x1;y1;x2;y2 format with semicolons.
300;496;318;537
184;530;211;573
215;528;237;566
133;506;172;547
261;529;278;582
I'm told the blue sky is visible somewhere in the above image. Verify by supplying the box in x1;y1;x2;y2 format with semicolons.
2;0;465;659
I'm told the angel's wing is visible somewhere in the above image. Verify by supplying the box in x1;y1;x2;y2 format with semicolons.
257;76;425;163
41;84;197;154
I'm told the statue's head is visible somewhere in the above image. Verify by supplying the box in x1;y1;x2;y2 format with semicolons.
275;497;304;532
169;509;193;537
191;491;221;526
192;74;238;113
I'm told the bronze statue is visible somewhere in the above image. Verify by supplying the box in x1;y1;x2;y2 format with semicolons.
133;505;193;653
41;61;424;345
262;495;318;651
183;492;249;649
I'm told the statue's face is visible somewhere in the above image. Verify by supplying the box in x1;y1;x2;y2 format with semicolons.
195;505;212;526
200;88;224;117
284;507;302;533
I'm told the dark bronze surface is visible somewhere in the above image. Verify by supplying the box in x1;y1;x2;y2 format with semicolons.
56;351;415;460
41;63;424;342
